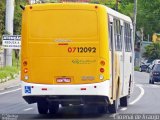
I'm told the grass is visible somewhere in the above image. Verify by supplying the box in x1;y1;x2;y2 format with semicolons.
0;66;19;80
0;51;20;82
134;66;140;71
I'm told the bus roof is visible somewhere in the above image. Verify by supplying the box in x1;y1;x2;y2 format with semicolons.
106;6;132;23
25;3;132;23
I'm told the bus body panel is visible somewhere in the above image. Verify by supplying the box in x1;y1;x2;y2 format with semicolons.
21;4;110;85
21;3;134;109
22;80;110;96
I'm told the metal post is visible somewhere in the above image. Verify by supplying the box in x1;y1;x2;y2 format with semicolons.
133;0;137;66
133;0;137;43
139;28;144;66
116;0;118;11
5;0;14;66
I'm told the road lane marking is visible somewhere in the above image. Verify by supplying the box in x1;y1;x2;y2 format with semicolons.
120;107;127;111
0;88;21;96
129;84;144;105
24;108;33;111
118;84;144;111
109;113;117;118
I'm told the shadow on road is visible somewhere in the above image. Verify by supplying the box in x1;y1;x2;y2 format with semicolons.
18;106;113;119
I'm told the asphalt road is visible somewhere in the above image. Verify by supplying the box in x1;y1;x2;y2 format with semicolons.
0;71;160;120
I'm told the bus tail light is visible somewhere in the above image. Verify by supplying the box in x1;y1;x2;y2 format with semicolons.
24;68;28;73
100;60;105;66
24;75;29;80
100;68;104;73
99;74;104;80
23;60;28;66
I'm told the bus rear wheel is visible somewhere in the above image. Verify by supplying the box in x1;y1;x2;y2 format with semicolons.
37;100;48;114
48;102;59;114
120;96;128;107
108;100;118;113
97;105;107;114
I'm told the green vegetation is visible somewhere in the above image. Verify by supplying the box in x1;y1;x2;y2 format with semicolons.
0;66;19;82
0;51;20;82
134;66;140;71
14;0;27;35
137;0;160;37
90;0;160;40
0;0;27;43
143;42;160;61
0;0;5;44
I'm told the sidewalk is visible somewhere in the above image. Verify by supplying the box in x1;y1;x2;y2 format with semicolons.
0;75;20;91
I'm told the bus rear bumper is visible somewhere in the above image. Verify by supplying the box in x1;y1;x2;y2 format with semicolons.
21;80;110;97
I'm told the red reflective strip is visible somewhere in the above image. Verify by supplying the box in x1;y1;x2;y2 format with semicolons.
81;88;86;90
58;43;68;46
42;88;47;90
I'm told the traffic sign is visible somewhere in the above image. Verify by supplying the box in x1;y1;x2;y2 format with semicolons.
2;35;21;49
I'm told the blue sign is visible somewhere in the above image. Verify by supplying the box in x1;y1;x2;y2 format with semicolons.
25;86;31;94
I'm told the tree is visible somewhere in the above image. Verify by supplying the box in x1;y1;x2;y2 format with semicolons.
143;42;160;61
14;0;27;35
0;0;5;44
136;0;160;39
118;0;134;18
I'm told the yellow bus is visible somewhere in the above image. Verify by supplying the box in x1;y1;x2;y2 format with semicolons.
21;3;134;114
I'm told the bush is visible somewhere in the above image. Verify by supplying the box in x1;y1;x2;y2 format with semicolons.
134;66;140;71
0;66;19;82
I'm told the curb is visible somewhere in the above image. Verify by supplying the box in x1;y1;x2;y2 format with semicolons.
0;73;19;84
5;83;21;89
0;84;20;92
0;73;20;92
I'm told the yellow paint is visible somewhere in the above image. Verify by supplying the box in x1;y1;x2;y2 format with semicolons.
112;52;121;100
152;33;160;42
21;3;110;84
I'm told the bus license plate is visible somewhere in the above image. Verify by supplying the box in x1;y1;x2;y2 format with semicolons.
56;78;71;83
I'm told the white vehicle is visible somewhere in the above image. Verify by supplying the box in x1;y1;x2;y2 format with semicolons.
148;59;160;72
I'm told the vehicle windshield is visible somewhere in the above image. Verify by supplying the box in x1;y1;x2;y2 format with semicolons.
153;64;160;71
141;65;148;68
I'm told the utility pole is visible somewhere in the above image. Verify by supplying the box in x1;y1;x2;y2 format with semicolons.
139;28;144;66
4;0;14;66
116;0;118;11
133;0;137;65
133;0;137;43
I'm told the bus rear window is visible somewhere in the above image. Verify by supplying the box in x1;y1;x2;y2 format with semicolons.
29;10;98;39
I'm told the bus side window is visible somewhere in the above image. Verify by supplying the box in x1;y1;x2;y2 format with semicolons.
114;19;122;51
117;20;122;51
109;22;113;50
124;23;132;52
129;28;132;51
120;25;123;49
